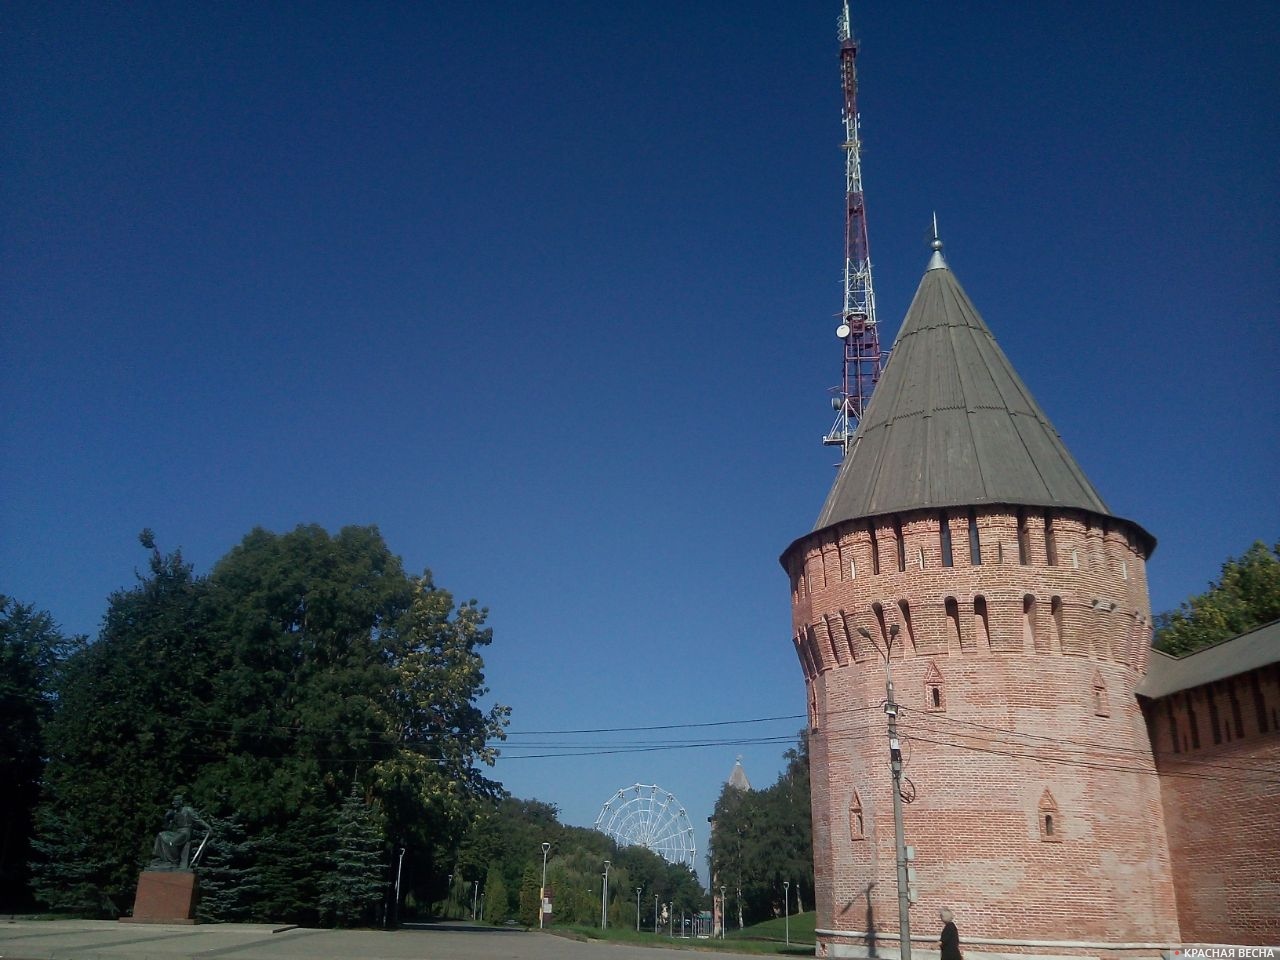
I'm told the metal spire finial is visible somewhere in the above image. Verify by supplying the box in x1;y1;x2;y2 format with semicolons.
927;212;948;270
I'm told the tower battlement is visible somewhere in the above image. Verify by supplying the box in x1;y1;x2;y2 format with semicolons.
787;504;1155;680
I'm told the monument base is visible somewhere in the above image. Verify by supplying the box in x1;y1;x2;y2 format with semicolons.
123;870;198;923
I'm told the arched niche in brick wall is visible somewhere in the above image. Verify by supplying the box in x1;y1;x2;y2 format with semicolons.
849;791;865;841
924;662;945;711
1092;670;1110;717
1038;789;1062;842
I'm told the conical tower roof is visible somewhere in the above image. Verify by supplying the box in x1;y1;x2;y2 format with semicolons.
809;242;1152;549
726;758;752;791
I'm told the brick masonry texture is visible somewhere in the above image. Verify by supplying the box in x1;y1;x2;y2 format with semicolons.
783;505;1185;951
1145;664;1280;945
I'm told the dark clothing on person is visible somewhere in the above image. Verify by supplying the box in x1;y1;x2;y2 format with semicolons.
940;920;962;960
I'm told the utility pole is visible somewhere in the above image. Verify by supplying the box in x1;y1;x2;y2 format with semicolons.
858;623;912;960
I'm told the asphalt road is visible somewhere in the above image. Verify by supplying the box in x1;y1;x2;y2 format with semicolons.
0;919;789;960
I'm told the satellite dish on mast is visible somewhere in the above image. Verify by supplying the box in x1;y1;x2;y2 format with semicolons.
836;323;851;339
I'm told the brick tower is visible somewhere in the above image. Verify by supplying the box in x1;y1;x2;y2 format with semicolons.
780;237;1181;957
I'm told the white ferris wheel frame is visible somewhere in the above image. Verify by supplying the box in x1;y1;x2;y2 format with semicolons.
593;783;697;870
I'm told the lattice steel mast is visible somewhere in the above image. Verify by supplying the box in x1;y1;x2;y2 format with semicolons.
822;0;882;454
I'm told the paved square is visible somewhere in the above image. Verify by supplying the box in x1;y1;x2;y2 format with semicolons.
0;919;789;960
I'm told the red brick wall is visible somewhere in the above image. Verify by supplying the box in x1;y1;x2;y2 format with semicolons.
1146;665;1280;945
785;505;1181;952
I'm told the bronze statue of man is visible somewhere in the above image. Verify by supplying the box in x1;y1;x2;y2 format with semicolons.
149;795;211;871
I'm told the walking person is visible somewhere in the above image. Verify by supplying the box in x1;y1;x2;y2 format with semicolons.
939;907;962;960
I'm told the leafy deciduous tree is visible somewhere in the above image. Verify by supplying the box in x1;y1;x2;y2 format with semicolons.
1154;540;1280;655
707;737;813;926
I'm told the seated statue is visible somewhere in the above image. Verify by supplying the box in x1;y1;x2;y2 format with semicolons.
149;795;211;871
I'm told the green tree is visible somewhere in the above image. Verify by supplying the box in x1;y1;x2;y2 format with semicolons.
0;598;80;910
707;737;812;925
1154;540;1280;655
484;864;509;922
28;805;115;915
30;537;217;913
372;572;509;911
29;524;507;924
195;812;262;922
455;797;560;916
204;525;414;822
320;789;387;927
518;864;540;926
252;805;333;925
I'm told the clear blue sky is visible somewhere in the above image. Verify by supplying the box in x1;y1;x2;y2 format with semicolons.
3;1;1277;883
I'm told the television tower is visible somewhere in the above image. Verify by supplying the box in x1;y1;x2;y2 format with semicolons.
822;0;882;454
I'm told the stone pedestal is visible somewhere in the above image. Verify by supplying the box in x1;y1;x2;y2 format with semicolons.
123;870;198;924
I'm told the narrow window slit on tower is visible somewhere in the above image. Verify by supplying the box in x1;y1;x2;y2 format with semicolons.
1023;594;1037;646
1051;596;1064;647
869;521;880;575
968;509;982;565
1044;514;1058;566
939;511;953;567
1017;509;1030;565
893;516;906;573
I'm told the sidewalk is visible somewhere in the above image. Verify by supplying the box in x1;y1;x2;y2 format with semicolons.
0;919;780;960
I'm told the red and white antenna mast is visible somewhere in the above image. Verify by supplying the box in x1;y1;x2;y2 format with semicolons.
822;0;882;454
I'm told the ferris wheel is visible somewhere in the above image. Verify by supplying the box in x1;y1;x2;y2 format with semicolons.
594;783;697;869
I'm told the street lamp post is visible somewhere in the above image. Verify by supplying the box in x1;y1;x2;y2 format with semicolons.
539;842;551;930
447;873;453;917
719;886;726;940
600;860;611;930
472;880;478;921
635;887;642;932
654;894;659;934
858;623;913;960
393;847;405;928
783;880;790;946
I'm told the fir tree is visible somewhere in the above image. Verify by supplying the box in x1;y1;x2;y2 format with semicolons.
195;813;262;922
318;789;386;928
252;807;331;926
29;804;116;916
